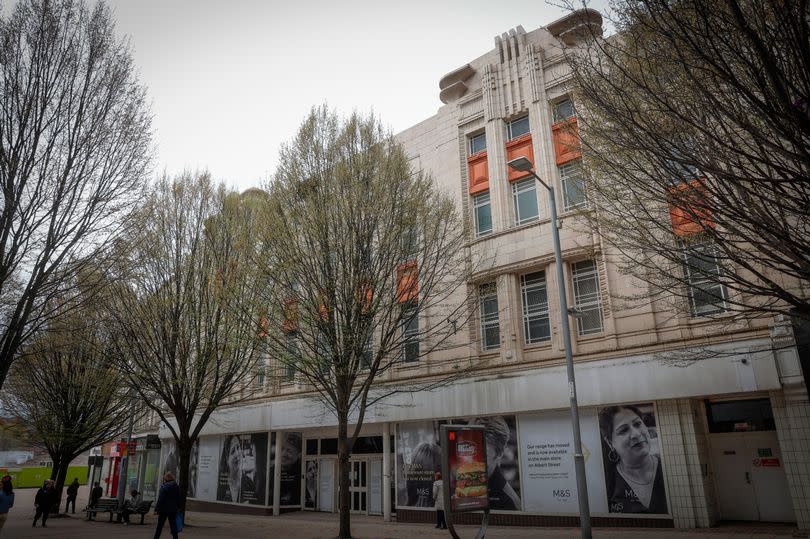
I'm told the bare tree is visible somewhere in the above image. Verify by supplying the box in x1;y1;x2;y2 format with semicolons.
106;172;267;512
260;107;470;539
0;0;153;389
4;283;135;514
565;0;809;322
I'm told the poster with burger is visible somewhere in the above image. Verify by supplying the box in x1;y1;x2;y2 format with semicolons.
445;426;489;512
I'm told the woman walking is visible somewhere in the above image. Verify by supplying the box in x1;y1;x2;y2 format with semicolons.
432;472;447;530
0;475;14;533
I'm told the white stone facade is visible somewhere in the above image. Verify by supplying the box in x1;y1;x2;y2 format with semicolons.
161;9;808;530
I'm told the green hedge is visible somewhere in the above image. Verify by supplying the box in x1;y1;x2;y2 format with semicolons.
0;466;88;488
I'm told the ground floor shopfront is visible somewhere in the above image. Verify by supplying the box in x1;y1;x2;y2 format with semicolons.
161;337;810;530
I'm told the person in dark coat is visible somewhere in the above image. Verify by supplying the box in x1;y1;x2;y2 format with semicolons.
65;478;80;514
153;472;181;539
90;481;103;507
33;480;57;527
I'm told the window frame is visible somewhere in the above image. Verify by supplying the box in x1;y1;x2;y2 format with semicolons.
506;115;530;141
401;302;420;363
512;178;540;225
521;271;551;344
559;162;587;211
552;99;576;124
680;239;728;317
571;260;604;336
473;191;493;236
283;331;299;382
469;132;487;155
479;282;500;351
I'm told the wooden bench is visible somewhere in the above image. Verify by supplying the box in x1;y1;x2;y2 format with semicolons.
85;498;119;521
114;500;153;525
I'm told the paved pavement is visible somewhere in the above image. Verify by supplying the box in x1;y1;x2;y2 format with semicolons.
1;487;804;539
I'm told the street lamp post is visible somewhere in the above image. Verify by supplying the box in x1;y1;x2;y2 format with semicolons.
508;156;592;539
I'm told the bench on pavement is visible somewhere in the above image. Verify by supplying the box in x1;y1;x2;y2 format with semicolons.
84;498;119;521
113;500;153;525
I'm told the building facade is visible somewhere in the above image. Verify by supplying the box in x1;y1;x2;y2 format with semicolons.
160;10;809;529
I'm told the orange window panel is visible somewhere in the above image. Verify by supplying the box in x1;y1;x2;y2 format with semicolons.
506;134;535;182
282;298;299;332
356;285;374;313
468;151;489;195
668;179;715;237
552;118;582;166
258;313;269;338
397;261;419;304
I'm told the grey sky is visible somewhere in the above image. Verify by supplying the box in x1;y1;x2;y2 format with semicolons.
102;0;607;191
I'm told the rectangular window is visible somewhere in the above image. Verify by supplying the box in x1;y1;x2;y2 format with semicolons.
479;282;500;351
255;366;266;389
572;260;604;335
521;271;550;344
401;303;419;362
512;178;539;225
553;99;576;123
559;162;586;210
681;240;728;316
469;133;486;155
473;192;492;236
361;334;373;370
284;332;299;381
506;115;530;141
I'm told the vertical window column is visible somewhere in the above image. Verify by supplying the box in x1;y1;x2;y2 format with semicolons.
401;302;419;362
479;282;500;351
571;260;604;335
681;240;728;316
521;271;550;343
473;191;492;236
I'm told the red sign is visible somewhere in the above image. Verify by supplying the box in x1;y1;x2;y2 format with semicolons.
760;458;780;467
445;427;489;513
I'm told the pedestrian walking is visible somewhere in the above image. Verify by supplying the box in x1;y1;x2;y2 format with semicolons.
32;479;57;528
65;478;79;514
153;472;181;539
0;475;14;533
432;471;447;530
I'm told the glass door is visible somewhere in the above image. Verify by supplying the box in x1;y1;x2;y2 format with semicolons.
349;459;367;514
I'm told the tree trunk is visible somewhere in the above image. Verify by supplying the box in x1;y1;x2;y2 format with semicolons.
338;414;352;539
177;437;192;515
52;460;70;515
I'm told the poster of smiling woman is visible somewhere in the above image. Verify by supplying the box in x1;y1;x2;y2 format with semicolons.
598;403;668;514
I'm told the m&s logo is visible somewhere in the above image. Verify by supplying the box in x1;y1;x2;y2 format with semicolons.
553;489;572;499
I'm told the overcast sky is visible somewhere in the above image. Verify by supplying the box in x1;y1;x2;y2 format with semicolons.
100;0;607;191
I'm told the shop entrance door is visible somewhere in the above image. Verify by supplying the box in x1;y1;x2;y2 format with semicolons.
368;458;382;515
708;399;795;523
318;459;335;513
349;459;367;514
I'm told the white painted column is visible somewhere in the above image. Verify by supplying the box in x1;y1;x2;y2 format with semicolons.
273;432;282;516
383;422;391;522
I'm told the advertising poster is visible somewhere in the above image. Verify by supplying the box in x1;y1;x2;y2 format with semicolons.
188;439;199;498
216;432;269;505
518;409;608;514
444;426;489;512
194;436;221;501
304;460;318;509
279;431;302;506
396;416;521;510
160;438;178;479
397;421;442;507
597;403;668;514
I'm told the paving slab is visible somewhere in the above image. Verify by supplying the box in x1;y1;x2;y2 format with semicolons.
1;487;803;539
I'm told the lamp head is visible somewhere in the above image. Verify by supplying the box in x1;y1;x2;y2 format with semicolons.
507;156;534;173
